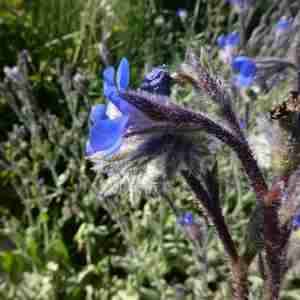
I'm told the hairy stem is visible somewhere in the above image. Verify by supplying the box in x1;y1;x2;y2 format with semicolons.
182;171;248;300
122;89;268;200
263;204;281;300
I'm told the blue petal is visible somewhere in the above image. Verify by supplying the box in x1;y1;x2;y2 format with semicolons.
178;212;195;226
89;104;107;126
103;67;117;99
103;86;132;115
104;82;117;99
105;92;131;115
102;135;123;157
116;57;130;90
103;66;115;86
234;74;254;87
104;84;119;103
232;56;256;77
89;115;129;154
117;98;131;114
276;18;291;31
240;60;256;77
183;212;194;225
227;32;240;46
231;56;249;72
217;35;226;48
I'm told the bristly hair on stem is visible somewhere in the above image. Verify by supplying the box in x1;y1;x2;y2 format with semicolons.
181;170;249;300
121;81;268;201
173;50;245;138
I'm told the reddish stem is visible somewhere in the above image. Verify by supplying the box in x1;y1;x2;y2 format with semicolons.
182;171;249;300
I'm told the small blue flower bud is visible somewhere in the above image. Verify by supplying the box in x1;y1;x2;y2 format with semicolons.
276;17;292;32
140;66;171;96
178;212;195;226
176;8;188;21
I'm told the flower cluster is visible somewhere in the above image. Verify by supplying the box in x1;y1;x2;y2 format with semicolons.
217;14;294;90
216;31;256;88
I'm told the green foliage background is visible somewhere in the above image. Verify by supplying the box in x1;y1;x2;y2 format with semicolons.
1;0;300;299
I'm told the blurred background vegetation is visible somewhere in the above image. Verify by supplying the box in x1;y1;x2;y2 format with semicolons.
1;0;300;299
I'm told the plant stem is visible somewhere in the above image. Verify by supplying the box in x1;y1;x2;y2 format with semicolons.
239;10;247;53
182;171;248;300
263;204;281;300
191;0;201;36
122;89;268;200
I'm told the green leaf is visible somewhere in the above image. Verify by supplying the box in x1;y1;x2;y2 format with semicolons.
0;251;27;282
47;238;69;263
25;236;41;267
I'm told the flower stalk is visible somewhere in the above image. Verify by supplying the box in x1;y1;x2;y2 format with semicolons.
182;170;249;300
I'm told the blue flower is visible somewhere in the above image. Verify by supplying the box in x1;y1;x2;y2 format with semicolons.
86;58;132;158
217;32;240;63
86;103;129;157
217;35;227;49
231;56;256;87
217;32;240;49
103;58;131;114
275;17;293;40
86;58;174;159
227;32;240;46
178;212;195;226
276;17;292;32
